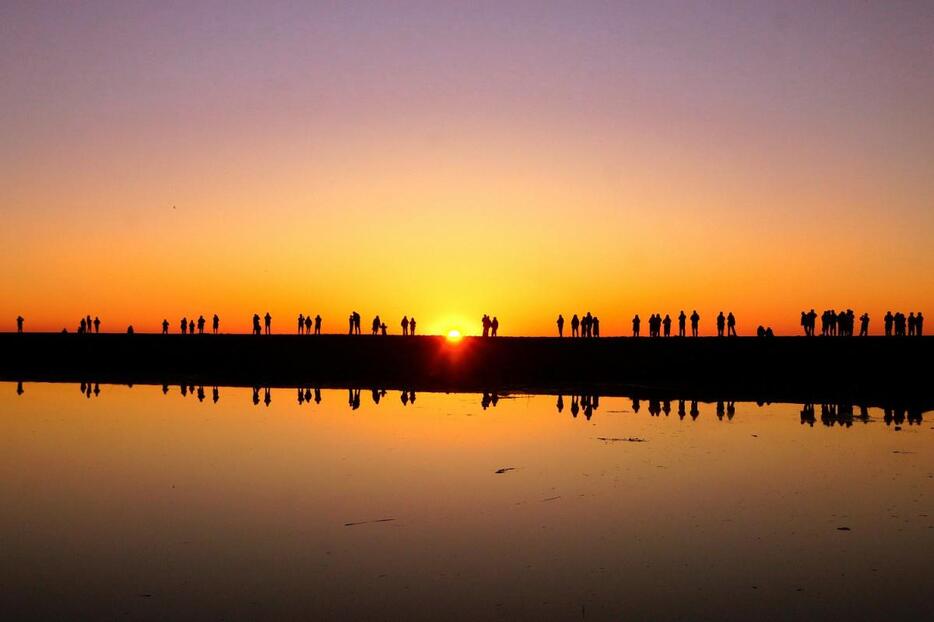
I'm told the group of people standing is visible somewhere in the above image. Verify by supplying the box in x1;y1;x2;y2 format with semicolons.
630;310;704;337
75;315;101;334
800;309;865;337
884;311;924;336
481;315;499;337
297;314;322;334
557;313;601;337
160;315;220;334
400;316;417;335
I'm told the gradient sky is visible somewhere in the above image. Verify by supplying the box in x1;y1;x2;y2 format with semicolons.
2;1;932;335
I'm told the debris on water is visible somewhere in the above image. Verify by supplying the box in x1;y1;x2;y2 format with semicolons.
495;467;517;474
892;450;914;454
542;496;561;502
138;594;153;598
836;527;851;531
344;518;396;527
751;434;759;438
596;437;646;443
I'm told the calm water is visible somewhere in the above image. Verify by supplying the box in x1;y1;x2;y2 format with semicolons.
1;382;931;621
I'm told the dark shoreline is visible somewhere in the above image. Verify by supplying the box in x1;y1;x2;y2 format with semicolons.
1;333;931;410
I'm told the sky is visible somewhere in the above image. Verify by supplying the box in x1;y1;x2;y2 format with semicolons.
1;1;932;336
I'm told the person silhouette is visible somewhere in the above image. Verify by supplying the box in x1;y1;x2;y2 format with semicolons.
918;312;924;336
264;312;272;335
298;314;304;335
253;313;261;335
690;310;699;337
213;314;219;334
884;311;893;336
481;314;490;337
583;312;592;338
86;315;92;333
592;316;600;337
381;322;387;335
678;311;686;337
409;317;416;335
800;311;808;336
162;319;169;334
93;317;100;333
632;314;640;337
372;315;380;335
314;315;322;335
491;316;499;336
727;312;736;336
213;386;219;403
189;318;196;335
557;314;564;337
354;311;361;335
349;313;354;334
401;316;409;336
181;317;188;334
197;315;205;334
16;316;24;333
859;313;870;337
908;313;916;337
663;314;671;337
304;315;312;334
571;314;579;337
716;312;725;337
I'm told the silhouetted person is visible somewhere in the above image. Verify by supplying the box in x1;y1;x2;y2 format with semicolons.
663;314;671;337
884;311;893;336
381;322;387;335
727;312;736;336
197;386;205;402
252;386;260;405
305;315;312;334
349;313;355;334
372;315;380;335
632;314;640;337
181;317;187;334
16;316;24;333
127;325;134;334
86;315;92;333
557;314;564;337
298;314;305;334
908;313;916;336
678;311;686;337
264;387;271;407
409;317;416;335
213;386;219;403
556;395;564;413
264;312;272;335
314;315;322;334
859;313;869;337
253;313;261;335
93;317;100;333
491;316;499;336
79;317;87;334
716;312;725;337
401;316;409;336
592;316;600;337
197;315;205;334
213;314;220;334
162;319;169;334
690;310;699;337
481;314;490;337
16;381;24;395
918;312;924;336
571;314;580;337
189;318;195;335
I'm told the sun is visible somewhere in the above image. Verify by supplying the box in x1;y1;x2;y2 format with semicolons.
446;329;462;342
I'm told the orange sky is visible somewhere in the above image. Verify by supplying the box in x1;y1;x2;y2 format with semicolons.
1;2;932;335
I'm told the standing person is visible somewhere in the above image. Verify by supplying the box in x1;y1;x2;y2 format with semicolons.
252;313;261;335
690;310;700;337
557;314;564;337
349;313;355;334
380;322;387;336
86;315;92;333
571;314;580;337
481;315;490;337
190;317;196;334
93;317;100;333
197;315;205;334
314;315;322;335
298;314;305;335
409;317;416;335
727;312;736;336
663;314;672;337
592;316;600;337
17;316;24;333
162;319;169;334
800;311;808;336
632;314;640;337
716;312;725;337
181;317;188;335
401;316;409;336
917;312;924;336
213;314;219;334
908;313;916;337
491;317;499;337
678;311;686;337
264;312;272;335
884;311;893;336
859;313;870;336
305;315;312;334
372;316;380;335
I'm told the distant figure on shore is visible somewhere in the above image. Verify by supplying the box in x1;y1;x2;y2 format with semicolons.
189;318;196;335
370;315;379;335
127;325;134;334
252;313;261;335
162;319;169;334
197;315;205;334
264;312;272;335
79;317;86;333
917;312;924;336
727;312;736;336
571;314;580;337
181;318;187;334
592;316;600;337
632;314;640;337
678;311;686;337
353;311;361;334
380;322;387;335
894;312;906;336
690;310;699;337
348;313;354;334
557;314;564;337
800;311;808;336
859;313;870;337
716;312;725;337
582;312;592;337
756;325;774;337
93;317;100;333
86;315;92;333
409;317;416;335
315;315;322;334
304;315;312;334
884;311;893;336
213;314;220;334
16;316;24;333
908;313;916;336
663;314;672;337
491;316;499;336
401;316;409;336
298;314;305;334
481;314;490;337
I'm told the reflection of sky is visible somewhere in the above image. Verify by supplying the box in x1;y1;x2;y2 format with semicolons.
2;2;932;335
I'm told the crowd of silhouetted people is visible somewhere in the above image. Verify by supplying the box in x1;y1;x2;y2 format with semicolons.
297;314;322;334
481;314;499;336
557;313;601;337
884;311;923;336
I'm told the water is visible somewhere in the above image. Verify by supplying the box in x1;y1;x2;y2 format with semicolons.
1;382;931;620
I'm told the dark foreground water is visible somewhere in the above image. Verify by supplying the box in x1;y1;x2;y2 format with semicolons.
0;382;931;621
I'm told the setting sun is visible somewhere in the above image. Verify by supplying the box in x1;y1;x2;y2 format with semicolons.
446;329;462;342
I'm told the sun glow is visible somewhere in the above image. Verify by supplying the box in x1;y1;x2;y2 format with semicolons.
446;329;462;342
